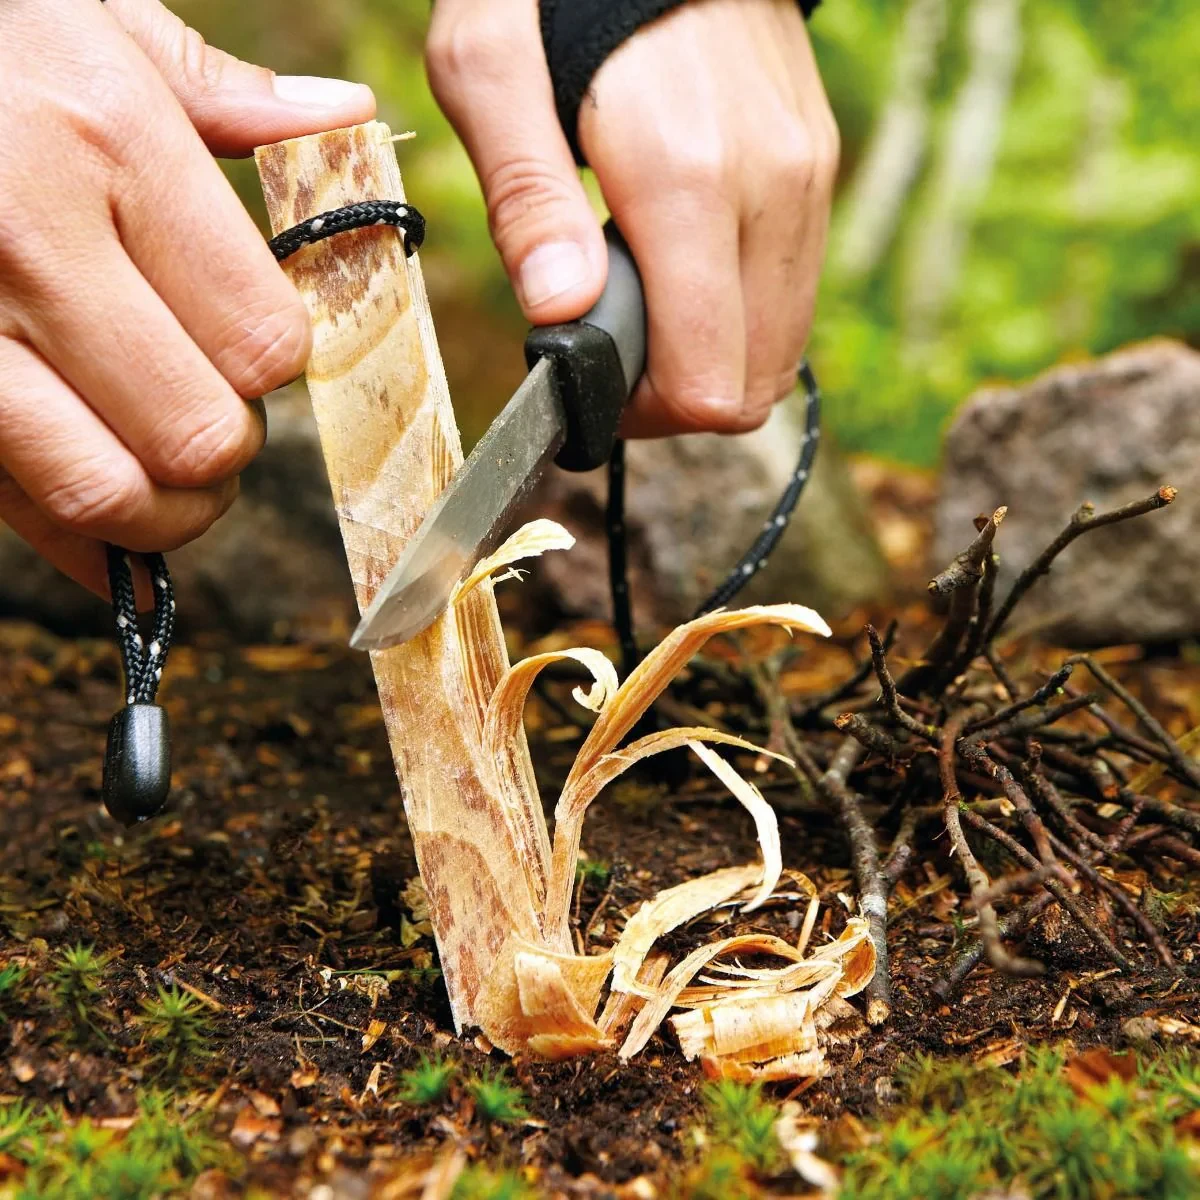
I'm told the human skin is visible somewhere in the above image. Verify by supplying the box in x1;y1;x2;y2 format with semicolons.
426;0;839;438
0;0;374;597
0;0;836;601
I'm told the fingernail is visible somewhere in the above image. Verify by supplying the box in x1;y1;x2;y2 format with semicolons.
272;75;372;110
518;242;590;309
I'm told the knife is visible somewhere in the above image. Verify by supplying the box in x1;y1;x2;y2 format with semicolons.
350;221;647;652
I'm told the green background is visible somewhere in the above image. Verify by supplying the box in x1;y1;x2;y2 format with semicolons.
177;0;1200;465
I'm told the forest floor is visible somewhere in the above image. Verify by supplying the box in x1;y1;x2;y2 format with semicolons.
1;464;1198;1198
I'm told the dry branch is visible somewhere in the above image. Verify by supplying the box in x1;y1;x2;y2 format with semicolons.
984;487;1177;645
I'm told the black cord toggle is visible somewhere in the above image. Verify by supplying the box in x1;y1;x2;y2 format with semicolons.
100;199;427;825
102;547;174;825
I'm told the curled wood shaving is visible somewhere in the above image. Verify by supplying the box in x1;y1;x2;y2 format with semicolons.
687;740;782;912
442;541;871;1080
452;518;575;601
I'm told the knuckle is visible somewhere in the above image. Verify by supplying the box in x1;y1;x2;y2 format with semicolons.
768;129;819;193
483;159;581;244
148;409;259;489
424;14;514;104
175;22;225;98
218;300;311;399
667;148;728;197
41;465;145;535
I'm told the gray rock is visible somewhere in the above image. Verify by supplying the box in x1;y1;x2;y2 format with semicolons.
935;340;1200;645
519;395;891;630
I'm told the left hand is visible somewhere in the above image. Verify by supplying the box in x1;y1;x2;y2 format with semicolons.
426;0;838;438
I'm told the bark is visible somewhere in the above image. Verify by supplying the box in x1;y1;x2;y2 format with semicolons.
255;123;558;1033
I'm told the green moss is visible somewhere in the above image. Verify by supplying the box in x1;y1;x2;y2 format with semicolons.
46;945;112;1045
673;1148;760;1200
0;1094;227;1199
840;1045;1200;1200
396;1052;457;1106
467;1067;530;1126
574;857;612;887
450;1165;537;1200
135;986;214;1074
0;965;24;1022
700;1081;782;1174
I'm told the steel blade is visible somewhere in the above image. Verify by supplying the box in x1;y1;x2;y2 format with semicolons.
350;357;565;651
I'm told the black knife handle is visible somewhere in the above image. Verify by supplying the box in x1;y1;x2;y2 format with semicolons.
524;221;647;472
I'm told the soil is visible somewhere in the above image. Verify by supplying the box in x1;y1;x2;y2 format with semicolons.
1;464;1198;1197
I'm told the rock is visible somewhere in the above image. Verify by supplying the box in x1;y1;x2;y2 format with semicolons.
935;340;1200;645
516;395;891;632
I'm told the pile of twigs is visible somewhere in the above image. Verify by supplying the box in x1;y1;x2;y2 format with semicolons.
744;485;1198;1021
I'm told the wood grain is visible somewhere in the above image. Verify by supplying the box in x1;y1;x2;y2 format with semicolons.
255;123;556;1032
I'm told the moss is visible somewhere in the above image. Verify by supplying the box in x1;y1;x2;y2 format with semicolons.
839;1045;1200;1199
396;1052;457;1107
700;1081;782;1174
45;945;112;1046
135;986;214;1075
467;1067;530;1126
0;1093;228;1199
450;1165;537;1200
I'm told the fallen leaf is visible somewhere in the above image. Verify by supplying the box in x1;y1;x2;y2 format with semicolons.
1064;1046;1136;1096
230;1107;281;1148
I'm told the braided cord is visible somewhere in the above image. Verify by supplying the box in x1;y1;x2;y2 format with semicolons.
607;361;821;671
101;199;426;821
107;546;174;705
267;200;425;262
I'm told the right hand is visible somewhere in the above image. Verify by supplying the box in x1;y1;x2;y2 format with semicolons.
0;0;375;600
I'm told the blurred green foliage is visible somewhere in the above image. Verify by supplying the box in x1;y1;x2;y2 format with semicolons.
176;0;1200;465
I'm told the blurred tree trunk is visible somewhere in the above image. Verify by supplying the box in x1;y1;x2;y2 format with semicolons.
902;0;1023;343
831;0;949;283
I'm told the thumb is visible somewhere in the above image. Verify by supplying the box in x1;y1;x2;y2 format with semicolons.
102;0;375;157
425;6;606;322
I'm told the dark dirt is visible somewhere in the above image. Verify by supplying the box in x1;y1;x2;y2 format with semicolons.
1;466;1199;1197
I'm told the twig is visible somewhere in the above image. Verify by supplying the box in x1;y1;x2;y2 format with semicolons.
963;664;1075;735
1147;834;1200;869
1046;833;1175;972
932;894;1054;1000
1068;654;1200;792
835;712;918;761
794;620;899;720
985;692;1101;742
959;807;1132;971
1022;764;1112;858
866;625;939;743
957;533;1001;671
904;508;1005;694
881;803;921;888
984;646;1020;702
985;487;1177;645
960;740;1056;865
1127;792;1200;838
939;712;1043;978
971;865;1073;909
817;738;890;1023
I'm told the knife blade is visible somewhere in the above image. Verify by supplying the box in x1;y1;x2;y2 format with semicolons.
350;222;646;652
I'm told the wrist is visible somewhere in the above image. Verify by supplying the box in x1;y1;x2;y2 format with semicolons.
540;0;822;162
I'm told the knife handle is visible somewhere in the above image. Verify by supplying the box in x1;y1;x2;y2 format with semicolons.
524;221;647;472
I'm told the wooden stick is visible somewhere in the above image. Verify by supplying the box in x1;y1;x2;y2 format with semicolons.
255;123;556;1032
